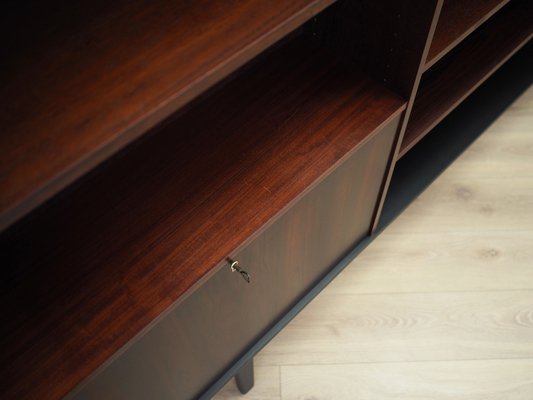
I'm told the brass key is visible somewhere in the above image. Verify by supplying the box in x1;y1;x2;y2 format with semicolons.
229;260;251;283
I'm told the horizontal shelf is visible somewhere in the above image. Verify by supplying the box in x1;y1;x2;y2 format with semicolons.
382;43;532;230
0;0;335;232
401;0;532;157
0;35;405;399
425;0;511;69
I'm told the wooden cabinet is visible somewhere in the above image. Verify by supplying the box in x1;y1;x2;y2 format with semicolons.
1;0;529;398
71;117;399;400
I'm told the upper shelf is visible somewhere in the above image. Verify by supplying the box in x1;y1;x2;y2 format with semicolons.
0;0;335;232
425;0;511;69
0;34;405;399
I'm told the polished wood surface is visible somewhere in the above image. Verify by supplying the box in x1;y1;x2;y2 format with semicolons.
2;1;524;398
215;76;533;400
0;35;404;400
401;1;532;156
0;0;335;231
281;360;533;399
71;118;398;400
425;0;511;69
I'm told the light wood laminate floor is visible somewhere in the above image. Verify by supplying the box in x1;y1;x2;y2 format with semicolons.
214;84;533;399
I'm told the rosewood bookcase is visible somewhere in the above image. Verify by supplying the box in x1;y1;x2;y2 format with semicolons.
0;0;531;399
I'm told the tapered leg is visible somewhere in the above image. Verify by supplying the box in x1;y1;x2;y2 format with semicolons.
235;358;254;394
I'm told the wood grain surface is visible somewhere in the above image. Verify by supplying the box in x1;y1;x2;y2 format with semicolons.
310;0;445;236
327;232;533;294
281;360;533;399
257;290;533;365
0;35;404;400
426;0;511;68
71;118;397;400
0;0;335;231
401;0;532;156
214;73;533;399
386;176;533;233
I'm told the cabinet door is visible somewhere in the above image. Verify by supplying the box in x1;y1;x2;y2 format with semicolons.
71;116;399;400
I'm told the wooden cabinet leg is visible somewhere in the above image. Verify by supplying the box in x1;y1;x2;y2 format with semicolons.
235;358;254;394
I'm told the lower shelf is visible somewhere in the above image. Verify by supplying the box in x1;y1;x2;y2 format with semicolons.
384;42;532;227
425;0;511;69
400;0;532;157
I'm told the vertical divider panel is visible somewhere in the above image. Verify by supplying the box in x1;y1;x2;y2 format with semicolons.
307;0;444;231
